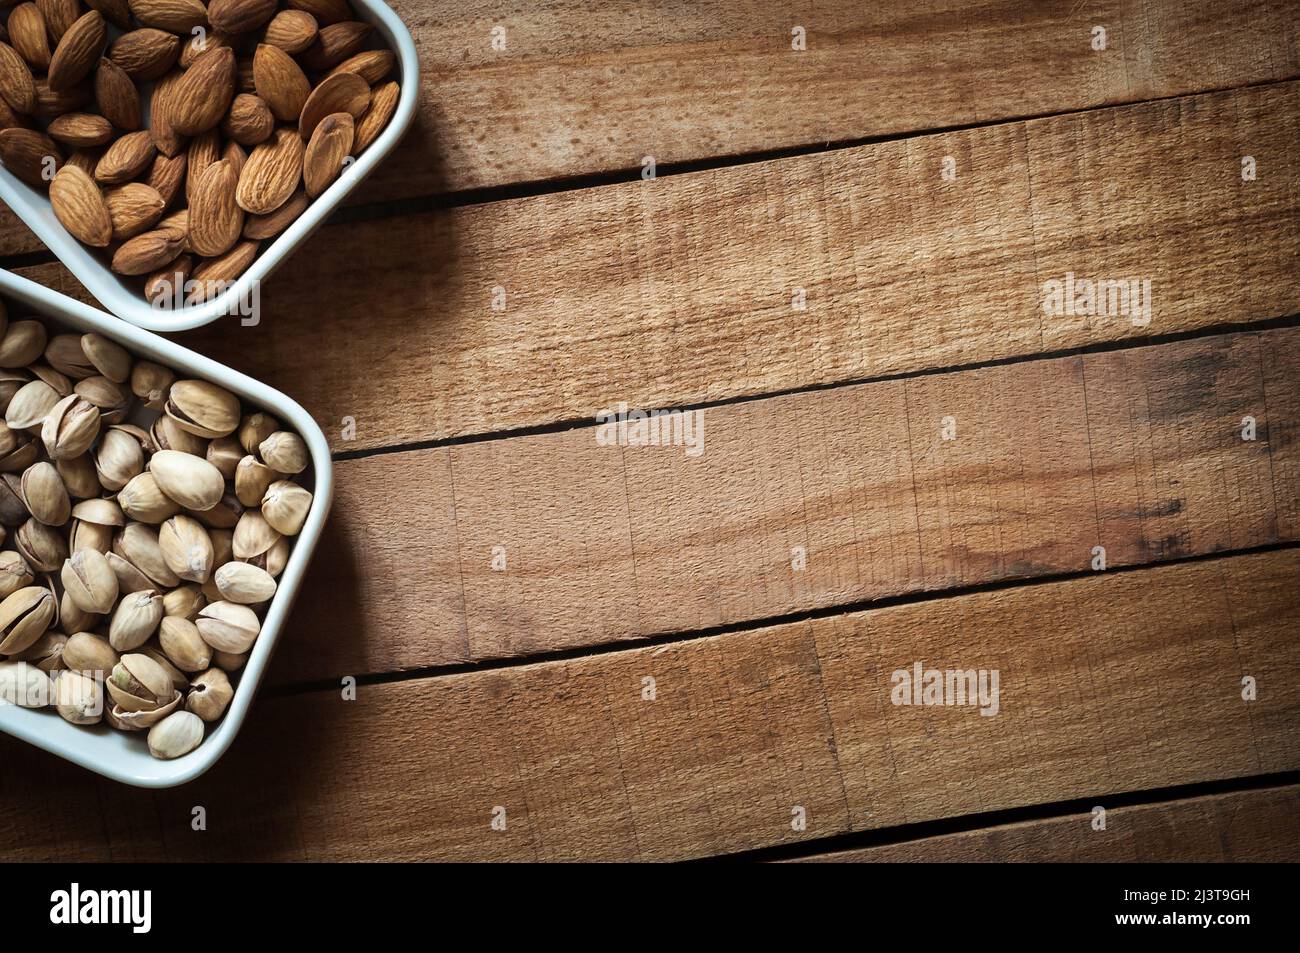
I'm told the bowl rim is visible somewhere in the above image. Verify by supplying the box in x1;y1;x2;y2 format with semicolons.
0;269;335;787
0;0;421;333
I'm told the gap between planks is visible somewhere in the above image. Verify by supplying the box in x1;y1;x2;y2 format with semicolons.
1;547;1295;861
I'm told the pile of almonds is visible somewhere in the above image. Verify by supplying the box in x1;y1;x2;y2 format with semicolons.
0;295;315;760
0;0;400;305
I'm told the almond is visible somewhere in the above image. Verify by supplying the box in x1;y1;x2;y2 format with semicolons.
0;41;37;115
65;148;100;177
32;77;92;119
111;227;186;275
178;31;230;70
221;92;274;146
189;158;243;256
208;0;278;35
185;128;220;205
146;151;187;207
144;253;192;306
252;43;309;122
285;0;351;27
83;0;135;31
352;81;398;155
0;127;60;186
47;112;115;148
242;188;306;239
235;127;302;214
0;99;32;133
48;11;107;93
297;70;367;140
94;57;141;131
50;164;112;246
38;0;84;41
221;138;246;177
170;45;236;137
148;69;185;156
109;29;180;82
8;4;52;73
105;182;166;240
264;10;318;54
328;49;396;86
127;0;210;36
298;20;370;72
187;240;258;302
94;129;155;185
303;111;351;198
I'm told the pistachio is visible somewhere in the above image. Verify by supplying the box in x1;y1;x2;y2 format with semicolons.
212;648;247;671
55;453;102;499
232;508;280;559
20;460;71;526
61;632;119;678
234;453;278;507
55;669;103;724
206;435;243;480
73;374;130;413
162;583;206;620
0;472;29;525
0;585;56;655
244;534;289;578
131;360;174;409
166;379;240;438
0;660;53;707
40;393;101;459
61;548;119;614
213;559;276;604
107;652;174;711
44;334;97;379
261;479;312;536
0;550;33;599
80;333;132;383
186;666;233;721
195;600;259;653
258;430;308;474
189;492;243;529
69;518;113;554
30;364;71;396
137;645;190;694
108;588;164;652
106;550;155;595
5;379;59;431
12;630;67;673
147;710;204;759
238;412;278;455
0;322;47;369
0;435;38;472
108;690;181;731
118;471;182;523
159;615;211;672
158;514;213;583
95;425;145;491
151;412;209;456
15;517;68;573
150;449;225;511
58;591;100;634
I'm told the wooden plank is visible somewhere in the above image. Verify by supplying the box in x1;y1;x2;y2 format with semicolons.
1;548;1295;861
262;328;1300;679
3;0;1294;256
118;83;1300;451
790;785;1300;861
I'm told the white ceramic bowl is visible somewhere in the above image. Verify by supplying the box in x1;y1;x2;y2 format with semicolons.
0;0;419;332
0;270;333;786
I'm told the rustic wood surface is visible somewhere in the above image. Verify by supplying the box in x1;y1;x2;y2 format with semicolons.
792;785;1300;862
0;550;1296;861
1;0;1297;864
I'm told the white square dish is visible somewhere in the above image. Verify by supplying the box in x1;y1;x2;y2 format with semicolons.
0;269;333;787
0;0;419;332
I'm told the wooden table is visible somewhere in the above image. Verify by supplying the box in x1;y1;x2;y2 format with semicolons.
2;0;1298;862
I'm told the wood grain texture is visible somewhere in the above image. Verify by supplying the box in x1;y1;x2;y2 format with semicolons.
1;548;1295;861
260;328;1300;680
791;785;1300;861
132;83;1300;451
3;0;1294;256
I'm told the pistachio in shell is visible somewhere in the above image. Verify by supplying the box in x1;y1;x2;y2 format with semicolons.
261;479;311;536
20;460;71;526
40;394;101;459
158;513;213;583
95;425;145;491
81;332;132;383
5;379;59;431
149;449;225;511
0;660;53;707
258;431;308;474
62;632;119;678
148;709;204;759
158;615;211;672
0;585;56;655
55;669;103;724
0;550;33;599
118;471;182;524
107;652;173;709
15;517;68;573
195;600;259;653
61;547;119;614
166;379;240;438
186;666;233;721
131;360;174;409
107;589;164;652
